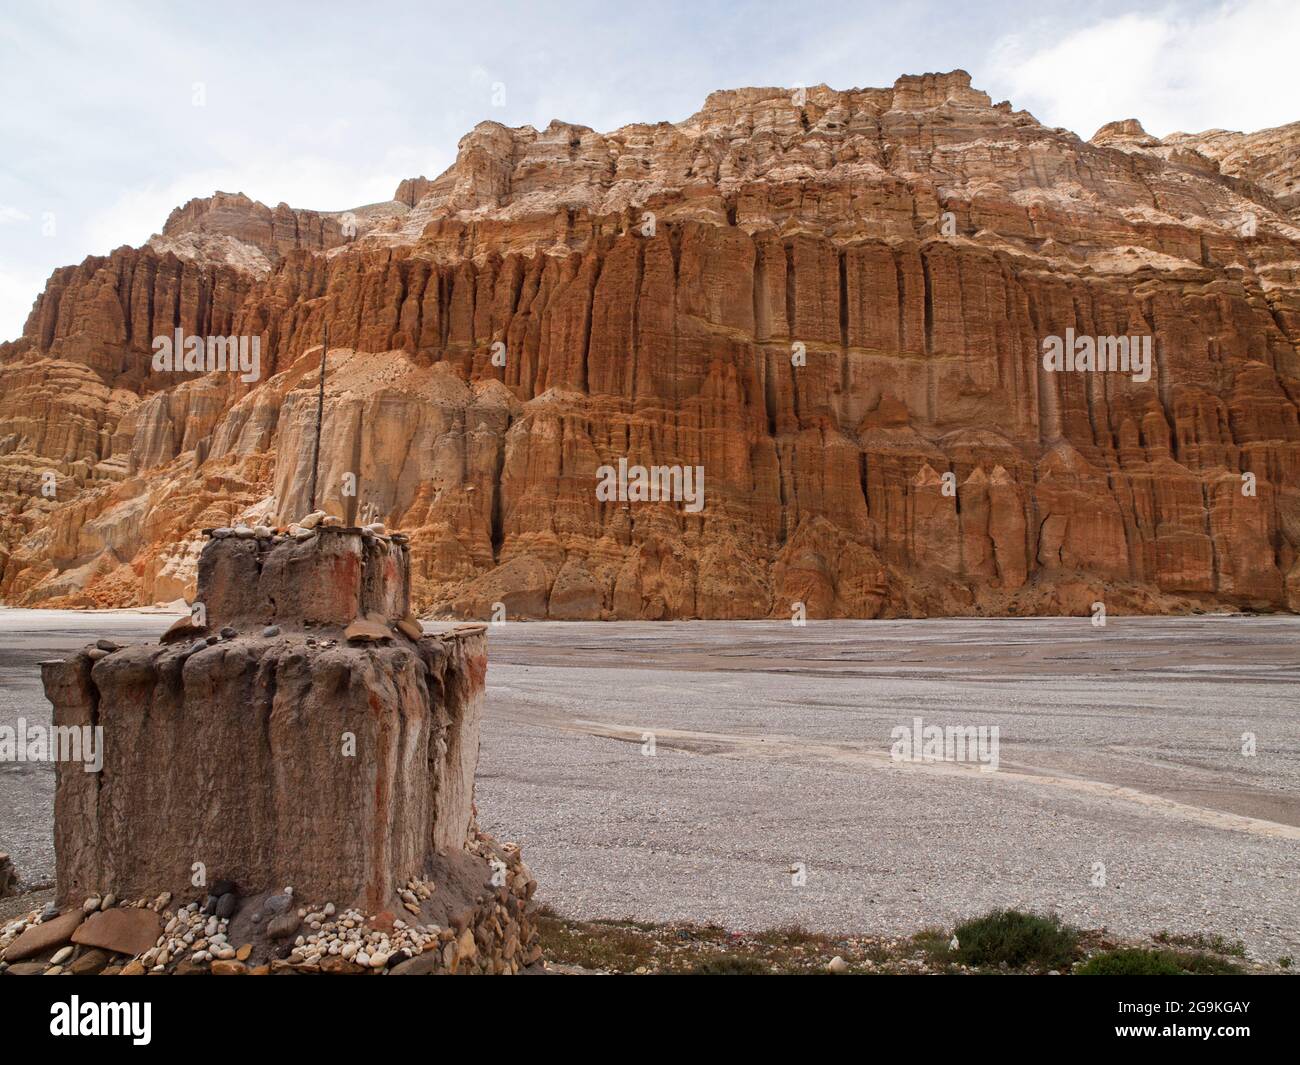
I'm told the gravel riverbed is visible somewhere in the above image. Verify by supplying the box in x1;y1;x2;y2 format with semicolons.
2;610;1297;960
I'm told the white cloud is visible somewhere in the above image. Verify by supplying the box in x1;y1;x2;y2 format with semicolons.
989;0;1300;139
0;268;45;343
2;0;1297;345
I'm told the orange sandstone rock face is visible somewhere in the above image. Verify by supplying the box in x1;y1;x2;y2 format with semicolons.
2;71;1299;619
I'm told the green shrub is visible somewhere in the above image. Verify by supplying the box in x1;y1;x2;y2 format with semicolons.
1175;951;1245;975
1077;948;1186;975
1077;948;1243;975
951;910;1079;970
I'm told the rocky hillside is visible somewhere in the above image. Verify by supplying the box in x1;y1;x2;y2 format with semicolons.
2;70;1298;618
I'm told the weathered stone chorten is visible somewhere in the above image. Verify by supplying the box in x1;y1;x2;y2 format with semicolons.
36;522;538;973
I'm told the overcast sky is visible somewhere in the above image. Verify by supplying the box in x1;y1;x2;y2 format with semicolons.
1;0;1296;341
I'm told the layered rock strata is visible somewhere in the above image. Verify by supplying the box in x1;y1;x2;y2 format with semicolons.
2;70;1298;618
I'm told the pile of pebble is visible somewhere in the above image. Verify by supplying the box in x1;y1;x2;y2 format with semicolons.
5;890;499;977
151;904;236;967
280;892;440;969
399;877;433;917
3;836;541;976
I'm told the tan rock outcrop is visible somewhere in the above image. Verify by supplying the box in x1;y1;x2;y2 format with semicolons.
2;70;1298;618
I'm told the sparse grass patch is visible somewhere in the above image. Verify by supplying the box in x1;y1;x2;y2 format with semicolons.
1153;931;1246;958
534;913;875;974
534;911;656;971
530;907;1256;975
951;910;1080;971
590;916;662;933
910;927;955;965
750;924;833;949
1175;952;1246;975
686;955;773;975
861;941;892;965
1077;948;1244;976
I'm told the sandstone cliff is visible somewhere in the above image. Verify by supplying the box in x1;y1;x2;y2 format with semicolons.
2;70;1298;618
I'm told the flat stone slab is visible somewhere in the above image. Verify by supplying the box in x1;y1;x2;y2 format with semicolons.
2;961;46;975
2;909;84;961
345;618;392;642
389;949;441;975
68;948;112;975
71;908;161;957
161;615;205;643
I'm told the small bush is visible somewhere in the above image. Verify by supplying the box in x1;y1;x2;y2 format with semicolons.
1077;948;1243;975
951;910;1079;970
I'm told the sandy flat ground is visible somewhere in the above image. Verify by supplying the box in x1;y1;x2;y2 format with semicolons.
2;609;1297;958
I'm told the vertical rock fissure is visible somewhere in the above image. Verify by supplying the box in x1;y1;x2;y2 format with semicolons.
893;250;906;354
440;272;453;352
921;248;934;356
490;435;505;562
392;263;409;353
838;250;849;350
412;263;428;358
140;261;153;354
580;253;602;394
783;242;796;342
346;404;363;526
630;239;645;402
